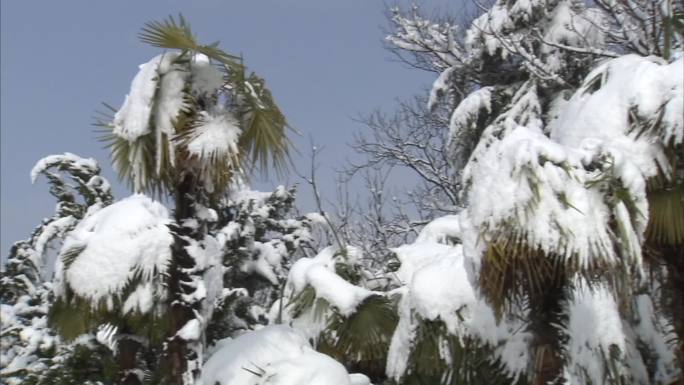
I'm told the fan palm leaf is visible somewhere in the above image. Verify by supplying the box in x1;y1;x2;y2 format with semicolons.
317;295;398;380
139;15;242;71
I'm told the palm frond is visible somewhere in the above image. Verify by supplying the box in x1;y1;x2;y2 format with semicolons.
318;295;398;379
479;237;568;319
236;72;292;175
139;15;242;71
646;183;684;245
402;318;523;385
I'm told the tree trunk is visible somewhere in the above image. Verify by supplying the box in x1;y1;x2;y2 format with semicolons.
658;244;684;371
165;173;202;385
528;274;566;385
118;335;142;385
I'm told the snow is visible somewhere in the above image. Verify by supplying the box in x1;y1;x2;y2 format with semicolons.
385;289;414;382
391;242;455;284
632;294;680;382
122;283;155;315
113;54;177;141
448;86;493;141
30;153;99;183
242;241;284;285
408;245;497;343
56;194;173;310
154;55;190;137
466;4;512;56
550;54;684;174
544;2;604;51
387;232;530;380
190;54;225;95
428;66;456;111
184;108;243;192
463;122;644;268
0;299;55;382
33;216;77;265
563;282;628;384
185;109;242;161
201;325;364;385
287;247;373;316
177;319;202;341
304;212;328;227
414;214;462;244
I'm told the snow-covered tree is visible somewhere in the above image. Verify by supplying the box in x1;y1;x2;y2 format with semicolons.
286;1;682;384
378;0;684;383
1;153;114;385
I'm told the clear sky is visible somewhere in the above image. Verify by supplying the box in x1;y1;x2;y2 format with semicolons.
1;0;458;255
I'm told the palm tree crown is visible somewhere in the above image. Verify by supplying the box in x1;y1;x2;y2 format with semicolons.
99;16;290;198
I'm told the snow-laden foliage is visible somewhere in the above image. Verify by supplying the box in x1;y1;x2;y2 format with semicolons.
1;154;114;385
386;218;530;384
287;246;373;317
204;185;315;344
4;7;683;385
385;0;683;383
55;194;173;312
113;52;189;142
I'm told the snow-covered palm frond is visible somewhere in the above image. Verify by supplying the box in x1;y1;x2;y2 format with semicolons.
401;319;525;385
176;109;242;193
96;323;119;354
317;295;398;380
50;195;173;340
98;52;191;196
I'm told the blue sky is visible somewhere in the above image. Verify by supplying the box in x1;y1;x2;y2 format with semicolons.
1;0;458;255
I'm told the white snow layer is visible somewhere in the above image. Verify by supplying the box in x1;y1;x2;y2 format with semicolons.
459;53;684;268
185;109;242;161
448;86;493;140
387;233;529;381
563;282;628;384
201;325;368;385
30;153;99;183
415;214;462;244
190;54;225;95
464;125;623;267
551;54;684;153
287;247;373;316
56;194;173;311
113;53;186;141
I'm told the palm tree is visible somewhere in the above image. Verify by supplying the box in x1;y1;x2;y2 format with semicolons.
69;16;292;385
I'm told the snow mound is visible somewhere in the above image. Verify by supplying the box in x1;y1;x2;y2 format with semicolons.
201;325;368;385
415;214;462;244
56;194;173;312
